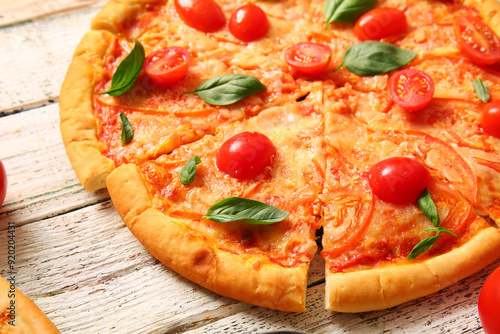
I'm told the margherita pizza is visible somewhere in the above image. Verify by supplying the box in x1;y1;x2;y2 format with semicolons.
60;0;500;312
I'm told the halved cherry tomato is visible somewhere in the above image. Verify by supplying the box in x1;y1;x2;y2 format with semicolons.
228;4;269;42
0;161;6;207
478;265;500;334
389;69;435;112
367;157;431;205
216;132;276;180
143;47;191;86
174;0;225;33
354;7;407;41
481;100;500;138
453;16;500;65
284;43;332;75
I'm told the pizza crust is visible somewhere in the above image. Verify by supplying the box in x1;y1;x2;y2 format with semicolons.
107;163;308;312
0;277;60;333
325;226;500;312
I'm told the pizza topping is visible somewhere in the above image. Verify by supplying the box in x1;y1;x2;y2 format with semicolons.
285;43;332;75
472;78;490;103
143;47;191;86
185;74;266;106
323;0;376;26
338;41;417;76
202;197;289;224
119;112;133;145
99;39;145;97
174;0;225;33
453;15;500;66
216;131;276;180
389;69;435;112
478;266;500;334
481;101;500;138
180;155;201;186
354;7;407;41
228;4;269;42
367;157;430;205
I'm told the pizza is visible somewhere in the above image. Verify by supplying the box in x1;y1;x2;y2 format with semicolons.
60;0;500;312
0;277;60;333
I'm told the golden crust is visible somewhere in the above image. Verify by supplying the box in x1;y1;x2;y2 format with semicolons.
106;163;308;312
0;277;60;333
325;227;500;313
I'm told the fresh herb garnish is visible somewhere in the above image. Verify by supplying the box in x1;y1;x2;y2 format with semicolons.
408;189;457;261
119;112;133;145
99;39;145;96
185;74;266;106
180;156;201;186
472;78;490;103
337;41;417;76
202;197;289;225
323;0;377;27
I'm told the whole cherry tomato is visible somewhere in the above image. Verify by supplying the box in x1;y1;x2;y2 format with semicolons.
454;16;500;65
174;0;226;33
354;7;407;41
481;100;500;138
216;132;276;180
478;265;500;334
389;69;435;112
368;157;431;204
0;161;7;207
143;47;191;86
228;4;269;42
285;43;332;75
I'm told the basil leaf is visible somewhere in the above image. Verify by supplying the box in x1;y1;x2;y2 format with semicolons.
119;112;133;145
338;41;417;76
99;39;145;96
202;197;289;225
417;188;439;227
185;74;266;106
407;235;439;261
472;78;490;103
180;156;201;186
426;226;458;238
323;0;376;26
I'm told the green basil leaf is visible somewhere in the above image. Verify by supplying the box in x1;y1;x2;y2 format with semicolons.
338;41;417;76
202;197;289;225
472;78;490;103
407;235;439;261
99;39;145;96
417;188;439;227
185;74;266;106
323;0;376;26
180;156;202;186
119;112;133;145
426;226;458;238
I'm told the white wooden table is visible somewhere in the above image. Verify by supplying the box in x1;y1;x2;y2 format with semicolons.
0;1;498;333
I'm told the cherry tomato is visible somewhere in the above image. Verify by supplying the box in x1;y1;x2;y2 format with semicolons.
453;16;500;65
0;161;6;207
481;101;500;138
228;4;269;42
367;157;431;205
389;69;435;112
174;0;226;33
143;47;191;86
284;43;332;75
478;265;500;334
216;132;276;180
354;7;407;41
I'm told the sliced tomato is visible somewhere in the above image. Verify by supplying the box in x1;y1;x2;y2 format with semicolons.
454;16;500;65
389;69;435;112
354;7;407;41
216;132;276;180
481;100;500;138
143;47;191;86
285;43;332;75
228;4;269;42
174;0;226;33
